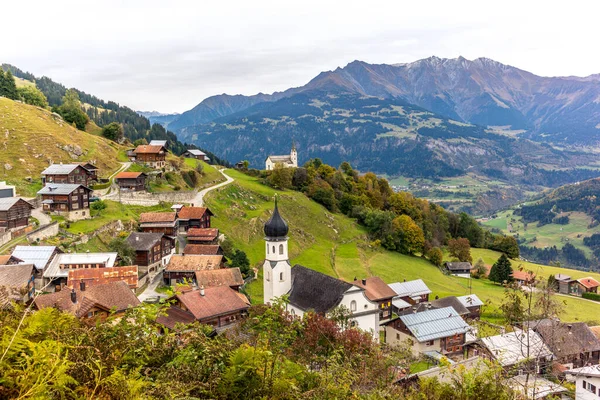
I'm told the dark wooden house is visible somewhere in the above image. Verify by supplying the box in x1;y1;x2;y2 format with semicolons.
177;206;213;232
536;321;600;369
41;163;95;186
133;145;167;169
187;228;219;245
0;197;34;230
38;184;92;220
139;212;178;236
444;262;472;278
164;255;224;285
114;172;147;191
126;232;175;267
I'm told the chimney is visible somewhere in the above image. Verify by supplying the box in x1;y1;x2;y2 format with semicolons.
70;288;76;303
80;281;85;291
362;279;367;286
200;285;205;296
136;236;139;241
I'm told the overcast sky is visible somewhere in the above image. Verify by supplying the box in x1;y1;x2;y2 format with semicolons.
3;0;600;113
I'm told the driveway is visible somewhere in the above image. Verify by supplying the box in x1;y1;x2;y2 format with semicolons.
193;169;234;206
138;271;166;302
31;207;51;225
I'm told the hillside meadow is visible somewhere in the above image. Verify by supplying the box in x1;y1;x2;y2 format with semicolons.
205;169;600;324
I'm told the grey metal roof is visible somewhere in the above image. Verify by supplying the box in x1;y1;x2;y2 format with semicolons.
11;246;58;270
392;297;411;310
399;306;470;342
0;197;32;211
44;252;118;278
456;294;484;308
126;232;164;251
389;279;431;298
37;184;89;195
481;329;553;367
186;149;206;156
41;164;81;175
149;140;167;146
445;262;472;271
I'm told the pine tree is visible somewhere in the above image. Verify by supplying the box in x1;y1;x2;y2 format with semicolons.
0;69;7;97
3;70;18;100
489;253;513;284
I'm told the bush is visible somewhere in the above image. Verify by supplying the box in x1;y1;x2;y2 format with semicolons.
17;85;48;108
583;292;600;302
101;122;124;142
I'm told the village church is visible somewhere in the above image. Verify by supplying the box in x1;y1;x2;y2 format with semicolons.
265;143;298;170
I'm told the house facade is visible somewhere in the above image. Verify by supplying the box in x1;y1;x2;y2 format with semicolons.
265;144;298;171
42;252;118;291
456;294;483;320
115;172;147;191
352;277;396;321
262;200;380;337
565;365;600;400
0;197;34;230
177;206;212;232
126;232;175;267
38;184;92;221
133;145;167;169
535;321;600;369
41;163;95;186
139;212;178;236
563;277;600;296
444;262;472;278
164;255;224;285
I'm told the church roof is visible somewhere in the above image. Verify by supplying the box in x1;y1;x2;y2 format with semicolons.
288;265;353;313
264;199;288;238
266;155;293;163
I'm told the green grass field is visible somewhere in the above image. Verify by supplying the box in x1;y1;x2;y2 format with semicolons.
206;170;600;324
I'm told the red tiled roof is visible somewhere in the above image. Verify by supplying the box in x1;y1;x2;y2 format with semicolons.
34;281;140;318
139;212;177;223
194;268;244;288
351;277;397;301
512;270;535;282
183;244;221;255
177;206;212;220
578;277;600;289
156;306;196;330
134;145;165;154
187;228;219;240
67;266;139;289
115;172;144;179
165;255;223;272
176;286;249;321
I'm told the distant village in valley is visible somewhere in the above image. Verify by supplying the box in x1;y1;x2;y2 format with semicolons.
0;138;599;399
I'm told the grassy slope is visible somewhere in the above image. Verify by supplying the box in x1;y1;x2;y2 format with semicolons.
205;170;600;324
0;97;124;196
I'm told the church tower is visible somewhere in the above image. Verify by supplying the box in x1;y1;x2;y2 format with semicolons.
263;198;291;304
290;141;298;168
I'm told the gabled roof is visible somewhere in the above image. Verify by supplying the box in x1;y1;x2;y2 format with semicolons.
126;232;165;251
578;277;600;289
267;155;293;163
535;321;600;358
177;206;212;220
115;172;146;179
430;296;470;316
187;228;219;240
165;255;223;272
456;294;484;308
512;270;535;282
156;306;196;330
399;306;470;342
41;164;86;175
34;281;140;317
554;274;571;281
12;245;58;270
139;212;177;223
481;329;553;367
68;266;139;290
194;268;244;288
352;277;396;301
445;262;472;271
0;197;33;211
149;140;167;147
392;297;411;310
288;265;353;313
0;254;23;265
565;364;600;378
174;286;249;321
183;244;221;255
133;144;166;154
185;149;206;156
0;264;34;289
389;279;431;298
37;183;90;195
44;252;118;278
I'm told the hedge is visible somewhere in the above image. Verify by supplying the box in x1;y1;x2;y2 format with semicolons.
582;292;600;302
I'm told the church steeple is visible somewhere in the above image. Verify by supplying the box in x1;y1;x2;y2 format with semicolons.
290;141;298;168
264;197;289;238
263;198;291;304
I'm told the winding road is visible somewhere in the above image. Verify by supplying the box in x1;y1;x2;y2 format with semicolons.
193;168;234;206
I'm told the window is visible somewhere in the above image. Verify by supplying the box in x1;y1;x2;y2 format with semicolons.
279;244;284;255
279;272;284;281
350;321;357;328
396;333;400;340
425;340;434;346
272;246;275;254
350;300;357;311
582;380;596;394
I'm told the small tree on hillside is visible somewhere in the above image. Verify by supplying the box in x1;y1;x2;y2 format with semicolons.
447;238;472;263
488;253;513;284
101;122;124;142
267;164;294;189
393;215;425;255
55;89;89;129
427;247;444;267
108;237;136;266
471;257;487;279
229;249;250;277
17;85;48;108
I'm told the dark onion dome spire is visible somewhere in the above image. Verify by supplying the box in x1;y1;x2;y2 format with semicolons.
264;198;288;238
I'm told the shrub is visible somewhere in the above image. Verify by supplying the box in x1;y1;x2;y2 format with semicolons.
583;292;600;302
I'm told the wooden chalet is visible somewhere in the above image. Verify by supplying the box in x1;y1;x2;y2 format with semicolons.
37;184;92;220
182;149;210;162
444;262;472;278
561;277;600;296
34;281;140;320
79;162;98;181
156;286;249;331
535;320;600;369
183;244;222;256
352;277;397;320
177;206;213;232
139;212;178;236
186;228;219;245
194;267;244;290
0;197;34;230
126;232;174;267
114;171;147;191
164;255;224;285
133;145;167;169
41;163;95;186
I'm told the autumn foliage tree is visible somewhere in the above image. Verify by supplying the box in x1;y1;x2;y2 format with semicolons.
447;237;472;263
393;214;425;255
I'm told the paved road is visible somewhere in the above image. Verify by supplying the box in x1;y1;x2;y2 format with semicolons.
138;271;166;302
193;169;234;206
97;162;131;198
31;207;51;225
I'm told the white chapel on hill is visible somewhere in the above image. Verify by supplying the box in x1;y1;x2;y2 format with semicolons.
262;199;380;337
265;143;297;170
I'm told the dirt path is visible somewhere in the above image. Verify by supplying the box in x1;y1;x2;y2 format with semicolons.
97;162;131;198
192;168;234;206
